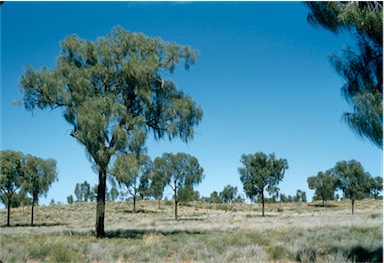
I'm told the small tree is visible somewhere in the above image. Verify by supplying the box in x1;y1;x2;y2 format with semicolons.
333;160;372;214
307;170;338;207
23;155;58;225
239;152;288;217
154;153;204;220
219;185;238;204
67;195;74;205
109;186;119;202
149;171;167;209
0;150;26;226
112;154;152;212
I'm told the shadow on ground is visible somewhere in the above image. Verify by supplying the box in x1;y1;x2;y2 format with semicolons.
0;222;65;228
105;228;205;239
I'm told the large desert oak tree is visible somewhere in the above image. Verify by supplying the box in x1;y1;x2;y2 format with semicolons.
239;152;288;217
19;27;203;237
307;2;383;148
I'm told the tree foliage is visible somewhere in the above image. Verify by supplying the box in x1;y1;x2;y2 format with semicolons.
0;150;26;226
112;153;152;211
239;152;288;216
19;27;203;237
307;1;383;148
153;152;204;219
23;155;58;225
219;185;238;204
307;170;338;207
333;160;372;214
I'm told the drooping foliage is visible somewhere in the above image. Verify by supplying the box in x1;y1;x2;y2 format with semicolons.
307;2;383;148
19;27;203;237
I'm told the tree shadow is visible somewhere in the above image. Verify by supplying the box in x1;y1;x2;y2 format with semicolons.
121;209;158;214
105;228;205;239
348;245;383;263
0;222;66;228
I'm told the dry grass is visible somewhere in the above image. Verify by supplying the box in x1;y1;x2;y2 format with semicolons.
0;199;382;262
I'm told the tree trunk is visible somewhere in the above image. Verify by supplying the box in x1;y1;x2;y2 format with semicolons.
31;198;35;226
7;198;11;227
175;198;178;220
158;199;161;209
96;170;107;238
133;188;136;212
261;189;265;217
351;199;355;215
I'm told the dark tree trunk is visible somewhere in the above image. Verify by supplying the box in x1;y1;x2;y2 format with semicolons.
31;198;35;226
133;188;136;212
174;182;178;220
7;198;11;227
96;170;107;238
351;199;355;215
261;189;265;217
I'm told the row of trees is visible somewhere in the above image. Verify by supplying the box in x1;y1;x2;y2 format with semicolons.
0;150;57;226
308;160;383;214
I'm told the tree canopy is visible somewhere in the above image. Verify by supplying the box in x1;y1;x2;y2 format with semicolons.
307;1;383;148
23;155;57;225
19;27;203;237
333;160;372;214
153;152;204;220
239;152;288;217
307;170;338;207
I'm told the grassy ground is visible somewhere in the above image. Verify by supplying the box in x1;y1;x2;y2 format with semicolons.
0;199;382;262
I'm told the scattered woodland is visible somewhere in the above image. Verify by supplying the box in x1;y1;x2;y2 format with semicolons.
1;2;383;262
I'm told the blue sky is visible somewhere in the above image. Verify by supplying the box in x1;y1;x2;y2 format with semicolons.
1;2;382;205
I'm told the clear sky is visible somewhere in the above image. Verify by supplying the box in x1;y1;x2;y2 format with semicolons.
1;1;382;205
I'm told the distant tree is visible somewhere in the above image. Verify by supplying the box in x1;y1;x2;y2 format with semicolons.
307;170;338;207
19;27;202;237
267;186;280;203
112;154;152;212
279;193;288;203
23;155;58;225
301;190;307;203
219;185;238;204
74;181;93;202
154;153;204;220
204;191;222;203
67;195;74;205
178;185;200;204
239;152;288;217
0;150;26;226
333;160;372;214
369;176;383;199
307;2;383;148
109;186;119;202
74;183;82;202
148;171;167;209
